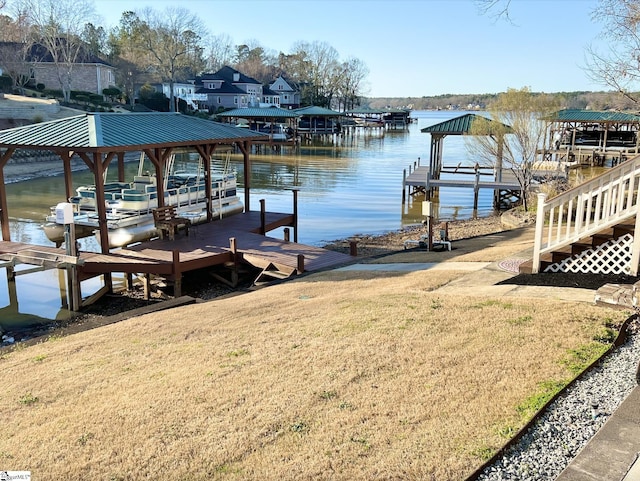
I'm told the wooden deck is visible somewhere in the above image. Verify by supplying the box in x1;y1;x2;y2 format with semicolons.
0;211;353;303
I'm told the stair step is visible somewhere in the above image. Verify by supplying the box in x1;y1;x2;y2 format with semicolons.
518;259;533;274
571;242;592;255
613;223;635;237
591;233;614;247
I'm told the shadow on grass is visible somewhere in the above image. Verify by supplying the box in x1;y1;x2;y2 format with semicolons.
499;272;640;290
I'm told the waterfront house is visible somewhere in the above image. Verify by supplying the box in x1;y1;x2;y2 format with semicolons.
269;75;301;109
194;66;264;112
0;41;116;96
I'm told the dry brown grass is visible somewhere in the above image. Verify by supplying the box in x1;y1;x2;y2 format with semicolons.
0;262;625;480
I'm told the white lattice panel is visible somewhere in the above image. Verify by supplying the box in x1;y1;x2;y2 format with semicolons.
544;233;634;274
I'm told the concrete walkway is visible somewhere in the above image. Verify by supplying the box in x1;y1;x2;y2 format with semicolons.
338;258;596;303
556;387;640;481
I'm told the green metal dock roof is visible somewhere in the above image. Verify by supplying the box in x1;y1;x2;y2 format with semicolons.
545;109;640;123
421;113;507;135
0;112;267;151
293;106;342;116
216;107;300;119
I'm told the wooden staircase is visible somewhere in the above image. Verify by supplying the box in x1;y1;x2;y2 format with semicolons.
519;222;636;274
525;154;640;276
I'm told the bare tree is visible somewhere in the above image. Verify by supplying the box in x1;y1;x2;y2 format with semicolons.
288;41;341;107
14;0;97;103
133;7;207;112
335;57;369;111
204;33;234;73
585;0;640;104
475;0;513;21
465;87;561;211
0;11;33;93
233;39;277;83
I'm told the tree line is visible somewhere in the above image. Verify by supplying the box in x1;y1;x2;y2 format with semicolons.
368;90;640;112
0;0;370;112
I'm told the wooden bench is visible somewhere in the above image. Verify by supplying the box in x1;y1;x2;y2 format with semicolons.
152;205;191;240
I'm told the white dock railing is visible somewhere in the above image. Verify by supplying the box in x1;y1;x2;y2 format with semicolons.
532;154;640;274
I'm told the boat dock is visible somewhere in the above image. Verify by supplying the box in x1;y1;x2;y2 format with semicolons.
0;210;353;308
402;162;523;209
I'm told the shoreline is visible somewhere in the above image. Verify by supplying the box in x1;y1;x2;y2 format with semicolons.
3;157;89;184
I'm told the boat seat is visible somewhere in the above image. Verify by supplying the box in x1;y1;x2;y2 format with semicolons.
153;205;191;240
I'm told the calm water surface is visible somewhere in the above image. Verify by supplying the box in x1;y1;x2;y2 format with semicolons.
1;110;499;330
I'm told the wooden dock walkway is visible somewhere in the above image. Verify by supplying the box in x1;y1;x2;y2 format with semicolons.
0;211;353;306
402;164;523;209
404;165;521;191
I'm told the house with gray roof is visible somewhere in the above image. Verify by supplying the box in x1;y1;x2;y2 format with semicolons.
269;75;300;109
194;66;267;112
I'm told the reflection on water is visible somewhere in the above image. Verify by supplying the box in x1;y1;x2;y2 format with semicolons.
1;111;498;330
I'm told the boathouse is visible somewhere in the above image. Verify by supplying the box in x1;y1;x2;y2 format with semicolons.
408;113;521;210
216;106;299;146
542;109;640;167
293;105;343;137
0;112;351;310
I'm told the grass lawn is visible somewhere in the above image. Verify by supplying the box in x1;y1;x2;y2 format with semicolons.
0;262;625;480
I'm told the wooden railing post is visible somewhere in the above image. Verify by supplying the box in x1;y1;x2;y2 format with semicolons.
630;193;640;276
532;193;547;274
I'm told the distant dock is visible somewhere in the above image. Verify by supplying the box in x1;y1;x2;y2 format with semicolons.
402;160;523;210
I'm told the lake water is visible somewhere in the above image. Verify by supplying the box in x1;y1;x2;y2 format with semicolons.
0;110;497;333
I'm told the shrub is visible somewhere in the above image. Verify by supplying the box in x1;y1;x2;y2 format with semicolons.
0;75;12;91
89;94;104;104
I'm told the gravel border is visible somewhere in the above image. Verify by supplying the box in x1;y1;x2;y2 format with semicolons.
473;318;640;480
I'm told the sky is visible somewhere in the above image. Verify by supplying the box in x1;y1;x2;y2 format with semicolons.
92;0;607;98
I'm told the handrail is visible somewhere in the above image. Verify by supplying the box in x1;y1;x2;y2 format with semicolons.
532;154;640;273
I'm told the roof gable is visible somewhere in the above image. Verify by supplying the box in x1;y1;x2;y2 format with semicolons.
214;66;262;85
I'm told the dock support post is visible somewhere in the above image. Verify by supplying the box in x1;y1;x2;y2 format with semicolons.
172;249;181;297
284;228;290;242
402;169;406;204
297;254;305;274
349;240;358;256
473;163;480;213
228;237;239;287
292;188;299;243
143;274;151;300
425;169;431;201
260;199;266;235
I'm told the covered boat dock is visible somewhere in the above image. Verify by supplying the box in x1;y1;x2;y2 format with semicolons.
0;112;352;310
541;109;640;167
